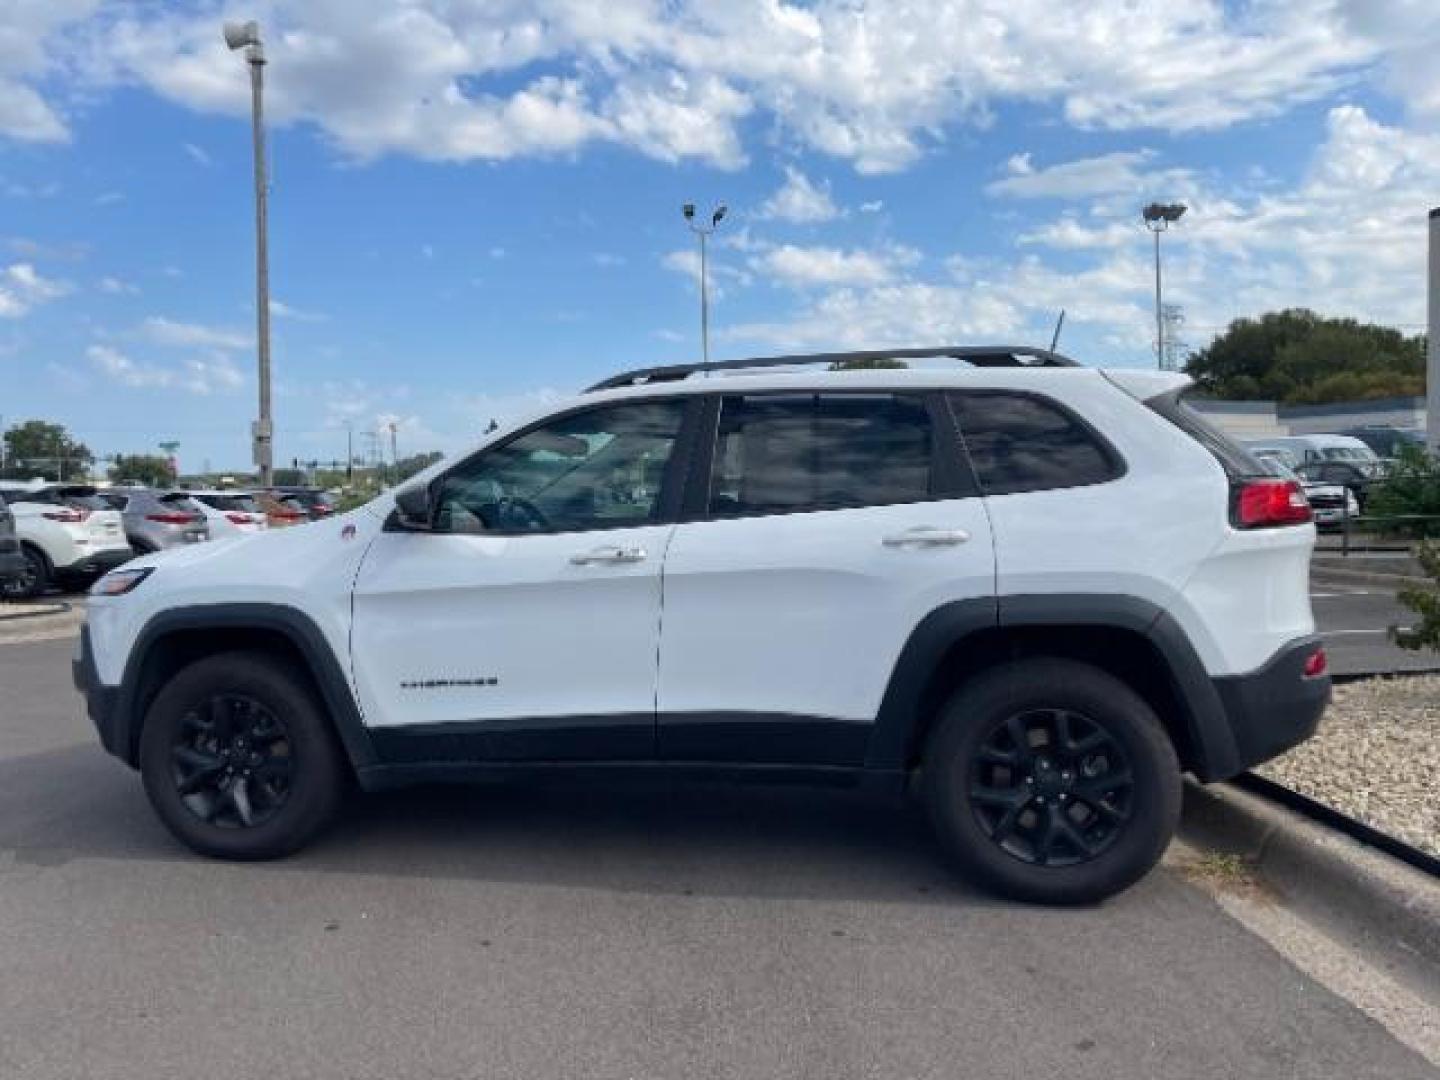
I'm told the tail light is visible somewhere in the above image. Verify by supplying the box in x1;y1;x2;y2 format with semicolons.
225;512;253;525
146;512;200;525
42;508;89;523
1303;647;1328;679
272;510;305;522
1232;479;1312;529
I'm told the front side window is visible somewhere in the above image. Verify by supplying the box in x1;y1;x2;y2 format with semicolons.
435;399;686;534
708;393;934;517
949;391;1121;496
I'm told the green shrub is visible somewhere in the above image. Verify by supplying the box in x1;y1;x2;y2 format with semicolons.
1392;541;1440;654
1366;446;1440;540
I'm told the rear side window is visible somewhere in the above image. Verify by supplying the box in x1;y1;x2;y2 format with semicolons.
1146;390;1263;479
709;393;934;516
947;391;1121;495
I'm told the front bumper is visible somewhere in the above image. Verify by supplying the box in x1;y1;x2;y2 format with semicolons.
72;625;126;763
1212;635;1330;773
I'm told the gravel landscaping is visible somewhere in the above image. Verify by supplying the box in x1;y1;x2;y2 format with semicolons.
1258;674;1440;859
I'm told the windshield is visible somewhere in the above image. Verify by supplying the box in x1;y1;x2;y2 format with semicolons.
1319;446;1375;462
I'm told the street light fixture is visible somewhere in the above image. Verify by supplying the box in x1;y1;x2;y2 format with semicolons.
224;19;274;485
682;202;727;363
1142;202;1186;370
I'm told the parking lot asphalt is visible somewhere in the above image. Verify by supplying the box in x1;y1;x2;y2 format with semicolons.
1;636;1435;1079
1311;585;1438;677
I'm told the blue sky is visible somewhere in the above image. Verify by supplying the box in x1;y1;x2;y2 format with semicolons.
2;1;1439;471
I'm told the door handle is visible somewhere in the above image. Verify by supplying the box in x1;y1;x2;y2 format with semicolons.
881;527;971;547
570;545;647;565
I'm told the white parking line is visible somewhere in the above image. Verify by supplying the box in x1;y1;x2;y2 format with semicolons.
1320;628;1395;636
1310;591;1373;599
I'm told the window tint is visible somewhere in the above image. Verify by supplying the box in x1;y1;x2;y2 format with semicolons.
949;391;1120;495
435;399;686;534
708;393;933;516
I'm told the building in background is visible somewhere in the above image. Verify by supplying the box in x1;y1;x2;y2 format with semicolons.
1191;395;1427;440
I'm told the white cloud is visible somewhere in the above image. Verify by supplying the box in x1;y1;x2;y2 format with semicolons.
98;275;138;295
759;166;840;223
270;299;326;322
93;191;123;206
0;1;100;143
986;150;1172;199
0;263;71;318
87;343;243;395
139;316;250;350
662;248;752;296
591;253;626;267
1012;106;1440;339
752;243;917;287
182;141;212;166
15;0;1434;174
858;200;884;214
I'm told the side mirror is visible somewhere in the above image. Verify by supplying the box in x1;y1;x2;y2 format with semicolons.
393;484;433;530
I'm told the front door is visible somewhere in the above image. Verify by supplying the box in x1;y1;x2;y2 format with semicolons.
351;397;693;761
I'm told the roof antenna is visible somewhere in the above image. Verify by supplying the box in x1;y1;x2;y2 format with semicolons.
1048;309;1066;353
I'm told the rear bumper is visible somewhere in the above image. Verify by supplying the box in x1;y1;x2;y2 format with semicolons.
72;625;127;763
1211;635;1330;774
55;547;132;579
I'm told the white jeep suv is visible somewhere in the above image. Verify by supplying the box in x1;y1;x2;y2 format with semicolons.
74;347;1329;904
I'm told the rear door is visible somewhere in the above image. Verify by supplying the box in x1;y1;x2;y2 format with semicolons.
656;390;995;765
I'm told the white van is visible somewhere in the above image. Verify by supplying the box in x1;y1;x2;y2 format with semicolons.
1243;435;1382;473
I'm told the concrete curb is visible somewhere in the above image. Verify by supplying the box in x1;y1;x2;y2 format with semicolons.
1178;781;1440;1000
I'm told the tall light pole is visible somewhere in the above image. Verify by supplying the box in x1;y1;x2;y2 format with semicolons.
1142;202;1186;370
682;202;726;363
1428;208;1439;455
224;19;274;486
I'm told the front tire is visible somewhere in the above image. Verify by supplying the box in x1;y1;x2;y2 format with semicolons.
923;658;1181;905
139;651;346;859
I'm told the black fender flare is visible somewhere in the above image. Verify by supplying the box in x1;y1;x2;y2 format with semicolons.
865;593;1240;780
113;603;377;772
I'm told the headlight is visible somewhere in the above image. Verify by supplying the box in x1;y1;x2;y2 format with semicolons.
90;567;154;597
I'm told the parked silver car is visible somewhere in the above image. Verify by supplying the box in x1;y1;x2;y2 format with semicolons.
102;489;209;553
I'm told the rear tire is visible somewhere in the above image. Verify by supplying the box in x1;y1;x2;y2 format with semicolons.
0;545;49;600
923;658;1181;905
139;651;346;860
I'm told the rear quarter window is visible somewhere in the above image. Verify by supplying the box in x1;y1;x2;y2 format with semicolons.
947;390;1123;496
1146;390;1264;479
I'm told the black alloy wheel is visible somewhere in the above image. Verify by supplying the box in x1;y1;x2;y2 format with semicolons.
923;658;1181;905
139;651;346;859
968;708;1134;868
171;693;294;829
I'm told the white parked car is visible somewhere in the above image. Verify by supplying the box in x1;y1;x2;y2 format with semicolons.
185;490;269;541
0;483;133;598
74;347;1329;904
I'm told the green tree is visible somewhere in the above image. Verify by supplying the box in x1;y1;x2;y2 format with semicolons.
1;420;94;481
108;454;175;487
395;451;443;483
1185;309;1426;404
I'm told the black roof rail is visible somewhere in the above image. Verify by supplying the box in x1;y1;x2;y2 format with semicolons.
585;345;1077;392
